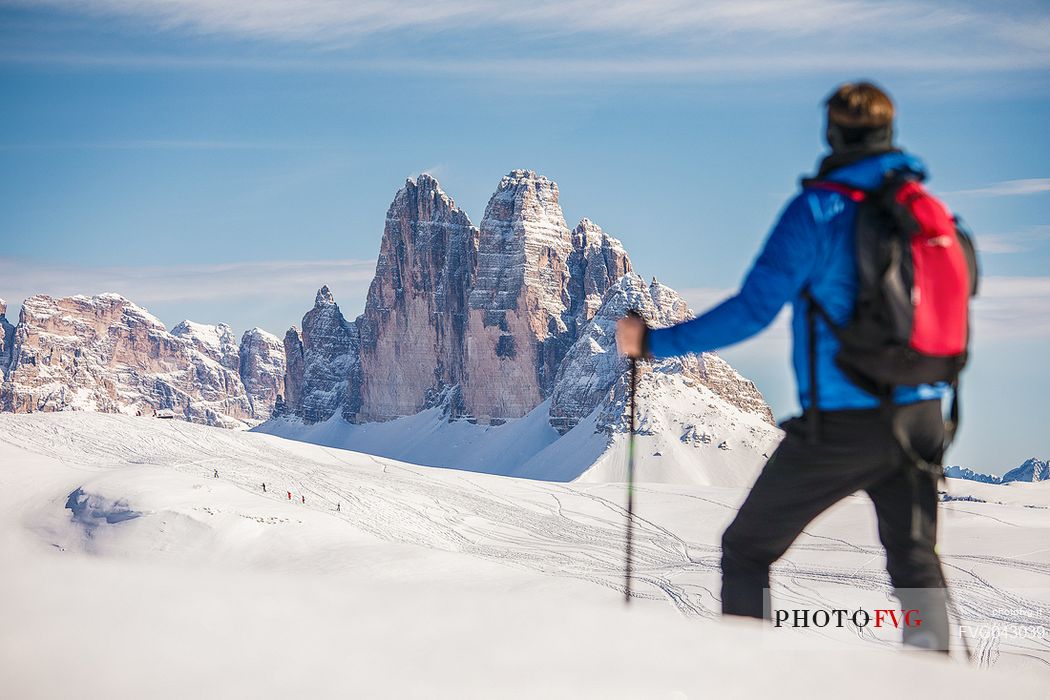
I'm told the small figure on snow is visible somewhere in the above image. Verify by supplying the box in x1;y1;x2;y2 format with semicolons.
262;483;266;493
287;491;292;500
213;469;218;479
301;495;306;504
337;503;341;512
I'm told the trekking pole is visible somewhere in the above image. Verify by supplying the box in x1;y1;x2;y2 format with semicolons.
624;354;638;604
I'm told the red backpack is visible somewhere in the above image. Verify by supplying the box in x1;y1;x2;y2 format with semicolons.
803;173;979;446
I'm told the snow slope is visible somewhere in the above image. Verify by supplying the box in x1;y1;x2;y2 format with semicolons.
257;375;781;488
1;413;1048;698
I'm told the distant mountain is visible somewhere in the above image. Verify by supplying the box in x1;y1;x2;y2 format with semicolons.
0;293;283;427
265;170;780;484
0;169;782;483
943;466;1002;484
944;458;1049;485
1002;458;1050;484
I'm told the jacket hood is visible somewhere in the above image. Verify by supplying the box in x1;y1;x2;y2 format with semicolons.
823;151;928;190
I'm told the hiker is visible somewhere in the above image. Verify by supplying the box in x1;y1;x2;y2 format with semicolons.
617;82;975;653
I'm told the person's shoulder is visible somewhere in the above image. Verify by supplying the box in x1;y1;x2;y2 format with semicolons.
785;185;835;218
827;151;929;189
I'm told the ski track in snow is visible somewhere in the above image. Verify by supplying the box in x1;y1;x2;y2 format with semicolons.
3;413;1048;672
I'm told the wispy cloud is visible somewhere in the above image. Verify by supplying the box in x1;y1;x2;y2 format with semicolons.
973;276;1050;340
978;226;1050;254
10;0;1038;45
6;49;1047;78
0;139;307;151
0;258;377;330
680;276;1050;342
5;1;1049;77
946;178;1050;198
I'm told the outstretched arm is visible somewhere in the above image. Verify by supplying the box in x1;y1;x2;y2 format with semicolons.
644;193;821;359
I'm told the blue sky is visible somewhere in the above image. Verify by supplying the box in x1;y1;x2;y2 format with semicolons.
1;1;1048;473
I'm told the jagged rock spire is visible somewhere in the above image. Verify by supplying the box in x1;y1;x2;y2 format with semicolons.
239;327;286;420
299;287;359;423
355;173;478;422
315;285;336;306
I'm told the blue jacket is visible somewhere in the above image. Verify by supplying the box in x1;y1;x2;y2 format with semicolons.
647;151;949;411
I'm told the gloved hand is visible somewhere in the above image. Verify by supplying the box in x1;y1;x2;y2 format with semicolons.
616;310;649;359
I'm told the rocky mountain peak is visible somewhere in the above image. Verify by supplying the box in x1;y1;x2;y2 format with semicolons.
567;218;632;328
355;172;477;423
460;170;579;421
0;293;265;425
281;327;305;417
285;287;360;424
648;278;688;324
49;293;166;332
573;218;619;248
238;327;286;421
315;285;336;307
172;320;240;371
410;172;448;200
478;168;570;250
275;170;771;442
550;272;772;435
1003;457;1050;483
495;169;554;195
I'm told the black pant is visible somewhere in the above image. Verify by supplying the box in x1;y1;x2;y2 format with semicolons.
720;400;950;650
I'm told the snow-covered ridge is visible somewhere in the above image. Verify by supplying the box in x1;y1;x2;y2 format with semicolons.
946;457;1050;485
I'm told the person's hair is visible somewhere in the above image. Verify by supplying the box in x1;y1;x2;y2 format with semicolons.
825;82;894;129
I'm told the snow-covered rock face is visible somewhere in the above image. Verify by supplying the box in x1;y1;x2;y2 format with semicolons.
345;170;633;426
549;273;670;434
944;466;1003;484
279;170;773;454
238;328;286;421
172;320;240;372
549;273;774;436
355;174;478;422
566;218;632;329
281;327;305;417
1003;458;1050;484
281;286;360;424
462;170;580;422
0;294;261;427
265;170;779;484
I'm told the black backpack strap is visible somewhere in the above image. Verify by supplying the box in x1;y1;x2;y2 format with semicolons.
800;288;843;444
945;376;961;450
890;378;963;542
803;291;821;444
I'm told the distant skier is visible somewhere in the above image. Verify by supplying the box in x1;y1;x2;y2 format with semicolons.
617;82;976;653
213;469;218;479
287;491;292;500
301;495;305;504
262;482;266;493
337;502;341;512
